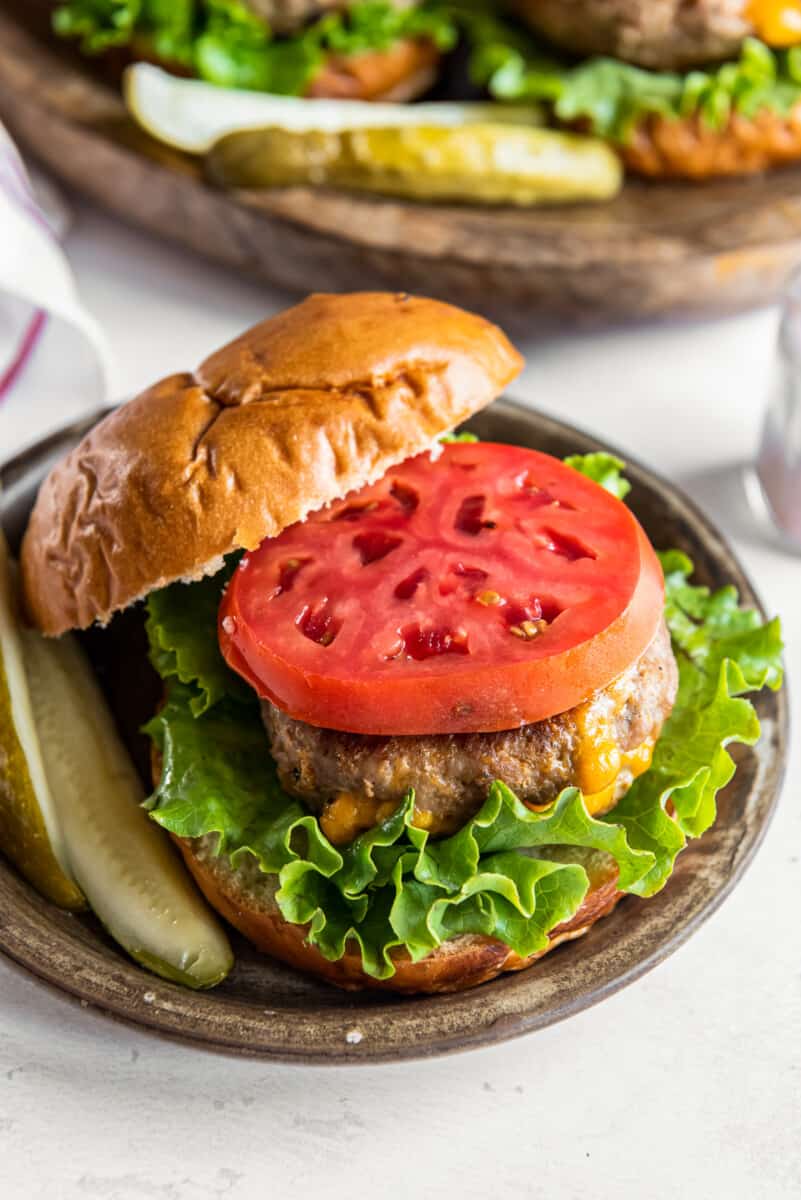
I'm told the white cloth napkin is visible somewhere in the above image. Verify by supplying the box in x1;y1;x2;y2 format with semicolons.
0;123;113;437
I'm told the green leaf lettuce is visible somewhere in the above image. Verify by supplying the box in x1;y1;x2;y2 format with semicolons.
144;556;253;715
434;1;801;139
54;0;458;94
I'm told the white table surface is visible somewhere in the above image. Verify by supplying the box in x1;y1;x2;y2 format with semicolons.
1;202;799;1200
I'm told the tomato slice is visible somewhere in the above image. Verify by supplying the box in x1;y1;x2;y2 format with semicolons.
219;443;664;735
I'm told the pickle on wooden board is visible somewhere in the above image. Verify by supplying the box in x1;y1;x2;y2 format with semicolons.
206;123;623;205
124;62;543;155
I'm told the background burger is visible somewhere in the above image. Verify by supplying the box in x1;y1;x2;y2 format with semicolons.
49;0;456;101
34;0;801;183
46;0;801;186
470;0;801;177
17;292;782;993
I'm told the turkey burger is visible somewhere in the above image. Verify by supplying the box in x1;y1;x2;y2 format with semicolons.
19;293;781;993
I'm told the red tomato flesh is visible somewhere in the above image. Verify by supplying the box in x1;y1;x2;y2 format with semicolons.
219;443;664;734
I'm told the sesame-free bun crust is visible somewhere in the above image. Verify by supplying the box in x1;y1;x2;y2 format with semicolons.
175;833;622;994
21;293;522;636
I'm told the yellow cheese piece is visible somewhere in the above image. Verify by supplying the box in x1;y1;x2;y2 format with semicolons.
320;790;448;845
747;0;801;44
573;694;655;816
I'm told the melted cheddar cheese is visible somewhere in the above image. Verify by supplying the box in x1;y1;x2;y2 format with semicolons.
573;698;654;816
320;791;446;846
747;0;801;45
579;741;654;816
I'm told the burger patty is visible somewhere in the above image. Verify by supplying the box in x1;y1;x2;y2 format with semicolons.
513;0;752;70
263;619;678;842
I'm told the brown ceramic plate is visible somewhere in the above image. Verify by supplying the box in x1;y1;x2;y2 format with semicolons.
4;3;801;322
0;402;787;1063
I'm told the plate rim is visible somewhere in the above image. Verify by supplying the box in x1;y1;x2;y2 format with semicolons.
0;399;788;1064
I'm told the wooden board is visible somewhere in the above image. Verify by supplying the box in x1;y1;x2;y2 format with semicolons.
0;401;787;1063
3;6;801;323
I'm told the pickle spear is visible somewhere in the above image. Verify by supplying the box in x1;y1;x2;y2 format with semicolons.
0;528;232;987
21;630;234;988
125;62;543;155
206;123;622;205
0;529;83;908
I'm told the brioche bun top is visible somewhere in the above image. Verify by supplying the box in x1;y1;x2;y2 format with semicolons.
21;292;522;635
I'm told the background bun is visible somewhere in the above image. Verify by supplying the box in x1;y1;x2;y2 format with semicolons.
21;293;522;635
176;833;622;994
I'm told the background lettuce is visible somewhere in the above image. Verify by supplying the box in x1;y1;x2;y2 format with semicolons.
54;0;457;94
55;0;801;133
432;0;801;139
143;454;782;978
456;10;801;140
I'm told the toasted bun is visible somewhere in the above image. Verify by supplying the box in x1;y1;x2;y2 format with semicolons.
175;832;622;993
622;104;801;178
21;293;521;636
308;39;441;102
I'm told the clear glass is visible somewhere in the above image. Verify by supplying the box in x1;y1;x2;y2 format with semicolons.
750;272;801;553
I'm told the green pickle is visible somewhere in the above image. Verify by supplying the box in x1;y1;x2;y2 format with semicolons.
0;649;85;910
0;531;84;909
0;528;232;987
206;123;623;205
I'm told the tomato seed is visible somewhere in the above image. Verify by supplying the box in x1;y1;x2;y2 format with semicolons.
504;598;543;627
509;620;545;640
476;590;503;607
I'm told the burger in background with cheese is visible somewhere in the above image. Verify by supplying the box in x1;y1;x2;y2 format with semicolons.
17;293;783;992
46;0;801;187
468;0;801;178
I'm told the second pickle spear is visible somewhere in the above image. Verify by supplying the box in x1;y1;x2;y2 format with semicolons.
206;123;623;205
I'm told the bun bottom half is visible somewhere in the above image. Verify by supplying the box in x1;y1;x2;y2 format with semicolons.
173;834;624;994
